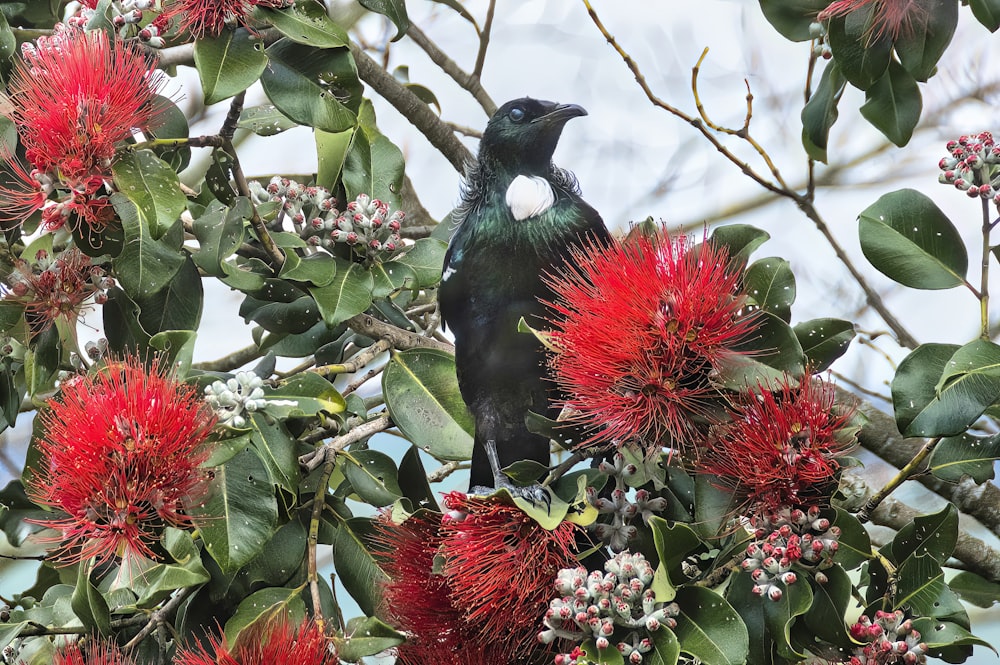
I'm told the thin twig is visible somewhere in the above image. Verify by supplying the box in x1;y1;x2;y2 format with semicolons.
347;314;453;352
313;339;391;377
123;586;197;650
308;458;336;624
472;0;497;80
343;365;385;395
407;24;496;116
192;344;263;372
300;414;394;471
856;437;942;523
427;460;466;483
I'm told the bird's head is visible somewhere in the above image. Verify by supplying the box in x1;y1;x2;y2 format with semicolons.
479;98;587;176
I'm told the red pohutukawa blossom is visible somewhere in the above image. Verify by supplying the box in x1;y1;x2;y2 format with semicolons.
700;375;856;514
439;492;580;661
545;231;756;450
374;494;579;664
818;0;926;41
3;248;114;337
0;25;163;231
173;618;336;665
160;0;294;38
53;639;137;665
28;356;216;565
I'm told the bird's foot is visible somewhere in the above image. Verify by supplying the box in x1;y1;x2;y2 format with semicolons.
474;439;553;510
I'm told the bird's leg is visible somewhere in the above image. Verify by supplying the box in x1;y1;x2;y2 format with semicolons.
466;439;552;510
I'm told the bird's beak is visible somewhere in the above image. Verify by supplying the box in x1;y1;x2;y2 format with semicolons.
534;103;588;124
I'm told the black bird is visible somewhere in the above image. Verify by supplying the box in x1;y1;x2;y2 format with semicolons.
439;97;611;497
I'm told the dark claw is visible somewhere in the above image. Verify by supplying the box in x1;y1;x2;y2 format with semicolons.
468;439;553;511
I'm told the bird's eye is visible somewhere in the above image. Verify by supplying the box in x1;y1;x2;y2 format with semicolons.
509;107;526;122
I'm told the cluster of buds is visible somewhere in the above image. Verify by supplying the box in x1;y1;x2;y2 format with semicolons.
808;22;833;59
938;132;1000;207
849;610;927;664
587;453;668;552
250;177;406;263
540;551;679;665
204;371;267;428
68;0;158;37
743;506;841;601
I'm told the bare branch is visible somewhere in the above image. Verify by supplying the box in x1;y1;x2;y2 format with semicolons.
407;24;496;116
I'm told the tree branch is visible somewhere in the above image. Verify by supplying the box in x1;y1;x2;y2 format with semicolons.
346;314;453;352
406;24;496;116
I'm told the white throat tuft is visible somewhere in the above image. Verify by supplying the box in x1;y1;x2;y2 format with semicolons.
505;175;555;221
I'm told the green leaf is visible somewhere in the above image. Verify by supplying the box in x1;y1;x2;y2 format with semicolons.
359;0;409;40
308;257;374;326
341;449;403;506
948;571;1000;608
0;622;28;653
858;188;967;290
205;144;239;205
757;0;831;40
647;628;681;665
249;413;298;493
744;257;795;321
382;349;474;461
342;100;406;211
148;95;192;172
970;0;1000;31
649;517;703;591
191;200;249;277
890;503;957;564
370;261;417;298
911;618;995;658
111;194;185;299
332;517;387;616
801;61;846;163
893;341;1000;437
113;150;187;240
132;529;210;607
826;10;891;90
928;432;1000;483
280;253;336;287
71;565;111;635
895;0;957;80
237;104;299;136
803;563;852;645
338;616;405;661
263;371;346;419
133;256;204;340
398;445;436;509
693;475;739;540
193;29;268;105
315;128;355;190
832;507;872;569
763;577;812;660
191;446;279;572
673;586;749;665
725;572;771;665
718;312;806;387
391;238;447;288
223;586;305;649
709;224;770;266
255;3;349;47
793;318;855;372
895;554;968;626
149;330;198;377
261;39;361;132
859;60;922;147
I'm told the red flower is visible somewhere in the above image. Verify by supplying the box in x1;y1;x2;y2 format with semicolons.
818;0;926;41
160;0;294;38
700;376;855;513
545;231;756;450
28;356;216;565
439;492;579;661
3;248;113;338
54;640;136;665
0;26;163;230
173;618;336;665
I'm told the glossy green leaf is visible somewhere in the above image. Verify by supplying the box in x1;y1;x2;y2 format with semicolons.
970;0;1000;31
237;104;299;136
912;618;995;658
693;475;739;540
827;9;891;90
148;95;192;172
793;318;855;372
370;261;417;298
191;447;278;572
709;223;770;266
801;61;847;163
391;238;447;288
859;60;922;146
315;127;355;190
249;413;298;492
341;449;403;507
132;529;210;607
338;616;405;661
280;252;336;287
673;586;749;665
890;503;957;564
133;256;204;340
111;194;185;299
343;101;406;211
948;571;1000;608
894;341;1000;437
895;0;957;80
859;189;966;290
382;349;474;461
895;554;968;626
149;330;198;377
763;577;812;660
725;572;771;665
718;312;806;387
308;257;374;326
205;144;239;205
646;628;680;665
112;149;186;240
398;445;436;509
757;0;831;40
832;507;872;569
803;563;852;645
332;517;387;616
239;518;307;589
223;586;305;648
745;256;795;321
255;3;349;47
359;0;409;39
928;432;1000;483
191;200;249;277
261;39;361;132
71;565;111;635
0;622;28;653
263;371;346;419
649;517;703;591
193;29;268;105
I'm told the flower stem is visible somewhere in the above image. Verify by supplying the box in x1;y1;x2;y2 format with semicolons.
855;436;941;523
980;196;991;340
